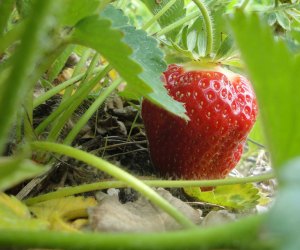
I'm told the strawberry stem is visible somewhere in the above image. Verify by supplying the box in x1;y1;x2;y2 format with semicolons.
192;0;214;57
25;173;275;205
30;141;197;229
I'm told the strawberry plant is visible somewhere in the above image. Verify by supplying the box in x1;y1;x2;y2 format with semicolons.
0;0;300;249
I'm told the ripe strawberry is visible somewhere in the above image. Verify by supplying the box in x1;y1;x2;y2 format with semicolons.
142;64;258;181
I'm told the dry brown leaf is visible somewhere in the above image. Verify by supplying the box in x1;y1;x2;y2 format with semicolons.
88;188;201;232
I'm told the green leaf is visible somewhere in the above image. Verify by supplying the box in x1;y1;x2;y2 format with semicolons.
267;12;277;26
0;157;45;191
71;5;187;119
188;17;206;57
16;0;103;26
214;35;235;61
0;193;48;230
141;0;186;40
0;0;58;153
266;157;300;250
58;0;103;26
184;183;260;210
207;2;229;52
276;11;291;30
229;11;300;168
47;45;75;82
71;13;146;89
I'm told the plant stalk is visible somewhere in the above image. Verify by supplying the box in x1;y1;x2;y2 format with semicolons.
24;172;275;205
30;141;196;229
192;0;213;57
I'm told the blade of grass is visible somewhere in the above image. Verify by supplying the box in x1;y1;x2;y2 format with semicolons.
46;53;102;142
61;48;92;101
0;0;15;36
47;44;76;82
33;66;103;108
34;65;110;135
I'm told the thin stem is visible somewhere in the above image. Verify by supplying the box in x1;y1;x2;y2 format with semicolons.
64;77;123;145
142;0;177;30
0;215;271;250
275;0;279;7
24;172;275;205
30;141;196;229
192;0;213;57
154;10;199;36
127;110;140;141
24;88;35;141
61;48;92;101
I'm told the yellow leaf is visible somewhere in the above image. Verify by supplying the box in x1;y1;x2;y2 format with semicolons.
29;196;97;231
0;193;48;230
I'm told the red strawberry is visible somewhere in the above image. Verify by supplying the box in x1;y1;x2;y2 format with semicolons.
142;64;258;181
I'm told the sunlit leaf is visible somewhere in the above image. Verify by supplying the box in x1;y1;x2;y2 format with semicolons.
184;183;260;210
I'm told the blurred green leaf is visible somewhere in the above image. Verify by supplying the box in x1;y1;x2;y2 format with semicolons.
58;0;103;26
16;0;34;18
141;0;186;40
184;183;260;210
0;0;59;153
266;157;300;250
0;157;45;191
229;11;300;168
0;0;15;36
17;0;103;26
248;116;265;145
